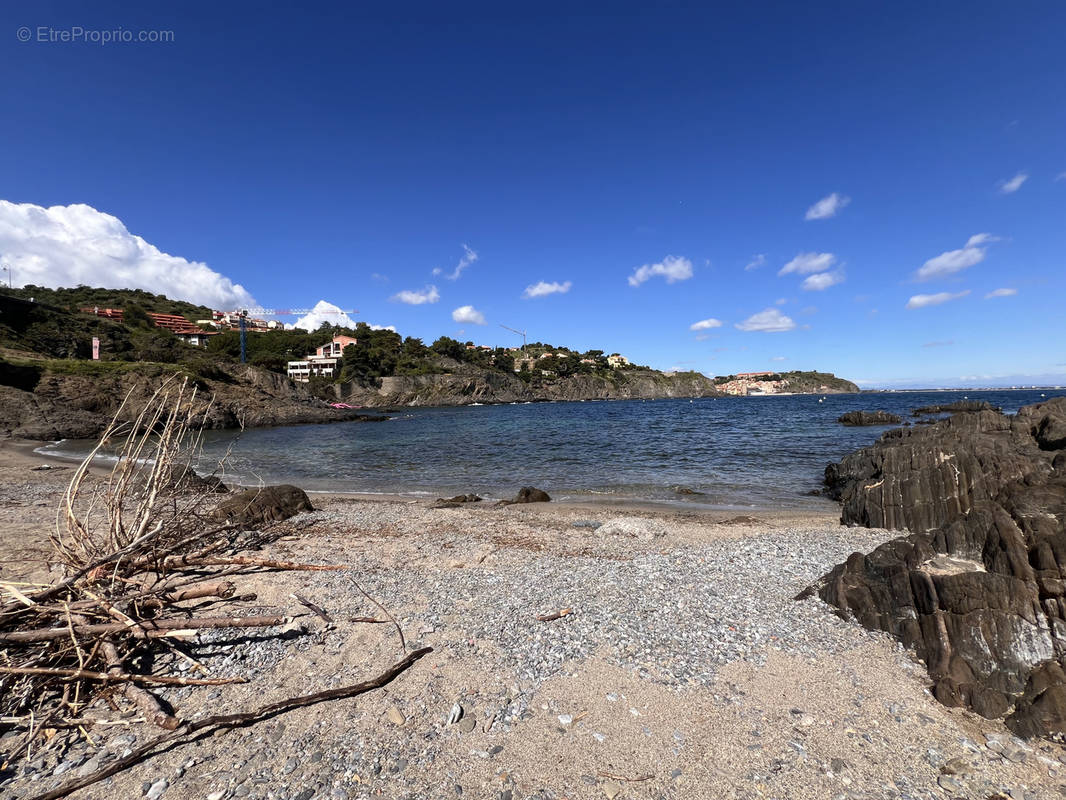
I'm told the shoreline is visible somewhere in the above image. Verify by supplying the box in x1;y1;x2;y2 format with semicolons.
16;437;841;519
3;438;1063;800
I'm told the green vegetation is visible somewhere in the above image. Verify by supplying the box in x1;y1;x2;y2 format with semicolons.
0;286;715;393
3;285;214;321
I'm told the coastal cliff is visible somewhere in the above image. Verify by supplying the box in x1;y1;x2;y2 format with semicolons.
340;367;722;407
0;361;381;440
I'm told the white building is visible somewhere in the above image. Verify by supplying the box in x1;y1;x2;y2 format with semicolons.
287;335;358;382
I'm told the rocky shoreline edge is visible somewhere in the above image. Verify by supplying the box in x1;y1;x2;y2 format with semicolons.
805;396;1066;739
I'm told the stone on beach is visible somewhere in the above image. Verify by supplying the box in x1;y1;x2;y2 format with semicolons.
496;486;551;506
211;484;314;526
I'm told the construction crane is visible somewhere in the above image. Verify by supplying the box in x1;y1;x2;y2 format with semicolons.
232;307;358;363
499;323;527;350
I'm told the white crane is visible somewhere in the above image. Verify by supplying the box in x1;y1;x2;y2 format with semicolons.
499;323;527;350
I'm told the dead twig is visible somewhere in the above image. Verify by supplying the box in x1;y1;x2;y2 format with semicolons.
28;646;433;800
0;615;290;643
0;666;246;687
536;608;573;621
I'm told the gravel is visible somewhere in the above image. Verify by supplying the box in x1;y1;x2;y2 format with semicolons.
4;494;1066;800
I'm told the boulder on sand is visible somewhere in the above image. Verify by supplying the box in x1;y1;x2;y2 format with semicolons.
837;410;901;426
212;485;313;526
431;494;483;509
496;486;551;506
804;397;1066;738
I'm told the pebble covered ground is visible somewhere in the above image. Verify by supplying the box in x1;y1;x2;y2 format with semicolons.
3;464;1066;800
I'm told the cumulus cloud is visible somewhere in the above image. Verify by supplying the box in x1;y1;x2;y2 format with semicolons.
523;280;571;299
744;254;766;271
985;287;1017;298
391;285;440;305
290;300;358;331
734;308;796;332
368;323;397;331
0;200;256;309
915;234;998;281
999;173;1028;194
804;192;850;220
779;252;836;276
432;244;478;281
801;271;845;291
627;255;693;287
689;318;723;331
770;356;787;362
906;290;971;309
452;305;486;325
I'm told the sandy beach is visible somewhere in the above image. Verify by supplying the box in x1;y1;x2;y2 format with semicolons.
2;440;1064;800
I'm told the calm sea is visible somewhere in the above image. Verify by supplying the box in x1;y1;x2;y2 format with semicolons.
39;389;1065;510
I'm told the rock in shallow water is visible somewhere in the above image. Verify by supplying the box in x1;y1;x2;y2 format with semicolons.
837;410;902;426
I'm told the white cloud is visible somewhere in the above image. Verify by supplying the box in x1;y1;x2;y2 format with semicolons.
915;234;998;281
985;287;1017;298
744;254;766;271
1056;172;1066;182
368;323;397;331
523;280;572;299
452;305;486;325
0;200;256;309
689;318;723;331
290;300;358;331
906;290;971;309
999;173;1028;194
431;244;478;281
735;308;796;332
770;356;787;361
779;252;836;276
391;285;440;305
627;255;693;287
774;297;787;305
801;271;845;291
804;192;850;220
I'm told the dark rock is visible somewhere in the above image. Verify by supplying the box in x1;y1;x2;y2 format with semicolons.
163;465;228;495
837;410;902;426
212;485;313;526
807;398;1066;738
912;400;1000;416
431;494;482;508
496;486;552;506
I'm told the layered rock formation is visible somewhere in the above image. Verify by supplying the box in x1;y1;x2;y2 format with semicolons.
0;363;385;441
341;369;722;407
806;397;1066;737
837;410;902;426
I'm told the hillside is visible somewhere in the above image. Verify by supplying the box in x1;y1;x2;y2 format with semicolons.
0;288;726;432
713;370;858;396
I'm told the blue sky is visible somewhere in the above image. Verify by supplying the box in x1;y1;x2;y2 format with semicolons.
1;1;1063;387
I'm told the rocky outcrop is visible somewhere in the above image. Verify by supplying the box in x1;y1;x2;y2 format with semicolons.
212;485;313;526
837;410;902;427
807;398;1066;738
341;368;722;407
912;400;1000;416
0;364;386;441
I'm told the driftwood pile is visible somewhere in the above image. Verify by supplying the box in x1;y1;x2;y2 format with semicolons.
0;379;429;799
